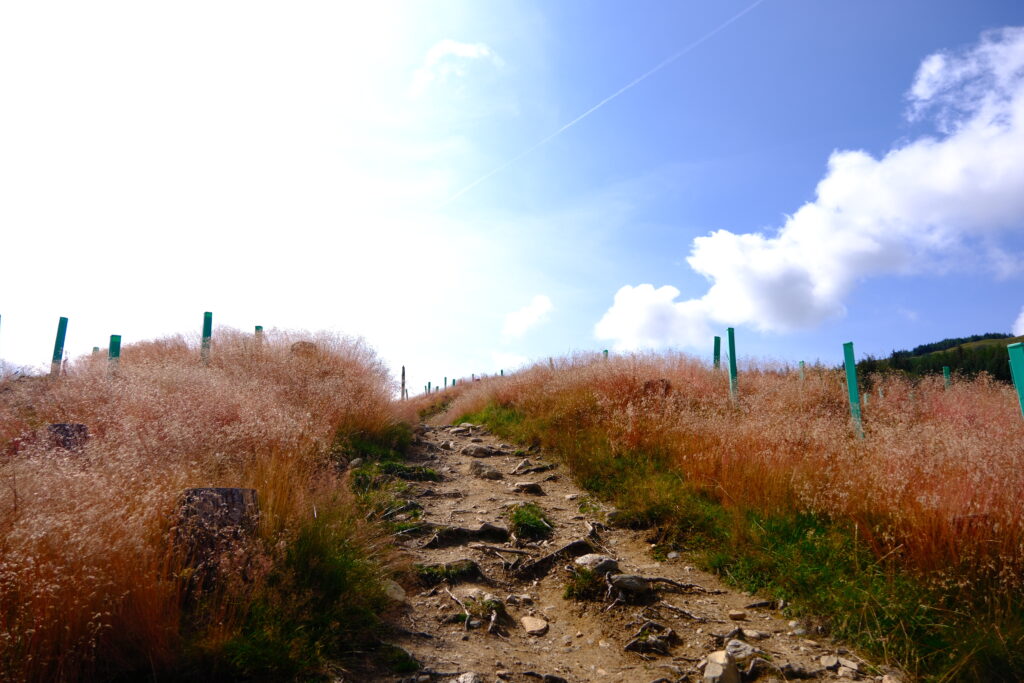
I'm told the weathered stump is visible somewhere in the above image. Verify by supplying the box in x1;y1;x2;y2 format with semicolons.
175;487;259;589
47;423;89;451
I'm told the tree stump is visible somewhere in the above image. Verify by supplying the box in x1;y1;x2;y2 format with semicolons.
47;423;89;451
175;487;260;588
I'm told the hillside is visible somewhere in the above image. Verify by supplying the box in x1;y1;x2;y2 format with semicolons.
857;332;1021;381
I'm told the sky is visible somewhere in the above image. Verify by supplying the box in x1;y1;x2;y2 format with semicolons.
2;1;1024;392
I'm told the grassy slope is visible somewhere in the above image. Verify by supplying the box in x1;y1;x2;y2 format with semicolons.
0;331;421;681
434;356;1024;682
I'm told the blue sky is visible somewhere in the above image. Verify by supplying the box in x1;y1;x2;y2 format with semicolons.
2;1;1024;391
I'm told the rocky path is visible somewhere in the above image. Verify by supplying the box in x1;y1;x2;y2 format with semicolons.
385;423;896;683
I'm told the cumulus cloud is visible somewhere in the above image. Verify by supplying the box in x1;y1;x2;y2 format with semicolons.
503;295;553;338
597;27;1024;350
1013;307;1024;336
410;39;504;97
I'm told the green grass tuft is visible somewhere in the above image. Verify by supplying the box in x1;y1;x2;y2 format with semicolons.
509;502;553;541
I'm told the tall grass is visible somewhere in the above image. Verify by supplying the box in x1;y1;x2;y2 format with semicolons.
0;329;405;681
436;352;1024;679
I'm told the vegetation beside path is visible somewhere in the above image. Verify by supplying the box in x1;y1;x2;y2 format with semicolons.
426;353;1024;681
0;331;421;681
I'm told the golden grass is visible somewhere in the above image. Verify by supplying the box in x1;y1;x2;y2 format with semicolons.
0;329;401;681
437;352;1024;587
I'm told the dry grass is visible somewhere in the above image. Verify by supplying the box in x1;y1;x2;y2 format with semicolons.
0;329;402;681
437;352;1024;590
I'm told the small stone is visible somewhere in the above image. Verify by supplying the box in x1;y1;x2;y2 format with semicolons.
348;458;364;467
740;628;770;640
837;666;858;678
456;674;483;683
703;650;740;683
666;551;680;559
598;639;611;648
470;437;484;443
725;638;762;663
574;553;620;575
520;616;549;636
820;655;840;670
383;580;406;603
513;481;545;495
838;657;860;672
881;675;904;683
469;460;503;480
727;610;746;621
565;493;578;500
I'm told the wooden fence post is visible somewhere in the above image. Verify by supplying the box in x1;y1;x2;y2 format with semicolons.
50;317;68;377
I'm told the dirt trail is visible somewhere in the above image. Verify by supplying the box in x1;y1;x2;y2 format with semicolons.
385;423;885;683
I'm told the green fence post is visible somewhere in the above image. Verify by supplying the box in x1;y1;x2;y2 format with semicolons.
50;317;69;377
943;366;951;389
201;312;212;365
255;325;263;348
445;376;448;388
500;369;503;376
726;328;738;400
401;366;406;400
108;334;121;370
1008;343;1024;418
92;346;100;356
428;381;431;394
453;378;457;387
843;342;864;439
603;349;608;360
799;360;805;381
713;336;721;370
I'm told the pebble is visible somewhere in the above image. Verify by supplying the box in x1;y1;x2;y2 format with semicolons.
383;580;406;603
520;616;549;636
702;650;740;683
666;551;680;559
727;610;747;621
348;458;363;467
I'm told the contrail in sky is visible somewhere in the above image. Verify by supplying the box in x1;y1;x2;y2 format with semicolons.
438;0;768;209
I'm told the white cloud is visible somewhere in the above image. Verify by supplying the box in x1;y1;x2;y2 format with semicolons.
1013;307;1024;336
597;27;1024;350
595;285;712;351
410;39;504;97
503;295;553;338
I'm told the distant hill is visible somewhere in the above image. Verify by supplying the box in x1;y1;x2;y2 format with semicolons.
857;333;1021;382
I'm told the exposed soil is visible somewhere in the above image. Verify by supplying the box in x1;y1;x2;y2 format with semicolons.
383;423;891;683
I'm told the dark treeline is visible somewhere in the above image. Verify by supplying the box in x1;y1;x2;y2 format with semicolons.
857;333;1018;382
